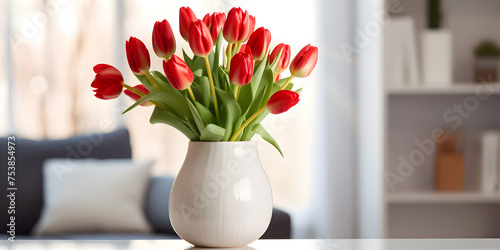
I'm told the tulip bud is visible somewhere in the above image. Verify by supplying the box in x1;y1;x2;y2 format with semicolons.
203;12;226;44
269;43;291;74
91;64;124;100
124;85;152;106
189;20;213;57
274;73;281;82
179;6;197;42
230;48;254;86
266;90;300;114
246;27;271;61
152;19;176;59
163;55;194;90
126;37;151;75
290;44;318;78
223;7;255;43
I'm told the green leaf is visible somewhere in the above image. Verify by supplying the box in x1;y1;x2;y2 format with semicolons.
295;87;303;94
195;102;216;126
187;99;205;133
273;78;287;88
192;69;203;77
182;49;193;68
258;67;275;108
150;107;198;141
249;53;269;99
252;123;284;157
215;87;242;141
122;92;189;120
200;124;225;141
199;76;211;108
186;116;201;139
232;115;246;141
191;56;206;75
245;68;273;118
213;32;223;86
237;84;253;114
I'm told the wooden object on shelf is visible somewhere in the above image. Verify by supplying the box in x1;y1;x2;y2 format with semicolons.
435;153;464;191
434;133;464;192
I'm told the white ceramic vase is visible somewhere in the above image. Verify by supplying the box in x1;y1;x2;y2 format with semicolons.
169;141;273;248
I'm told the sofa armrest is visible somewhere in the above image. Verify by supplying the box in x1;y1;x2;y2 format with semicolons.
261;208;291;239
146;175;177;235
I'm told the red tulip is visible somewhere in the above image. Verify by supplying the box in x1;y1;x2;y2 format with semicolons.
91;64;124;100
266;90;300;114
124;85;152;106
274;73;281;82
269;43;291;74
203;12;226;44
189;20;213;57
152;19;176;59
229;48;253;86
290;44;318;78
163;55;194;90
223;7;255;43
246;27;271;61
126;37;151;75
179;6;197;42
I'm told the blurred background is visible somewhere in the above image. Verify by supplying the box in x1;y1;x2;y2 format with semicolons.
2;0;500;240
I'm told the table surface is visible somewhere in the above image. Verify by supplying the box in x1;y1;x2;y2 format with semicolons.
2;239;500;250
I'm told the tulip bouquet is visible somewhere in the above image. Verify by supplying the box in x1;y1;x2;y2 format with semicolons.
91;7;318;156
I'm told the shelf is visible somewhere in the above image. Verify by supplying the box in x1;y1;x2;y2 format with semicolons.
387;192;500;204
386;83;500;95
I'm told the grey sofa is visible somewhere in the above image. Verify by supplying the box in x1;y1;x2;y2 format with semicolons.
0;128;291;240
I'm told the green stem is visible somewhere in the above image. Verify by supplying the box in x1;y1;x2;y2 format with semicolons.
204;56;221;124
235;85;241;101
230;106;266;141
279;75;295;90
235;42;242;55
123;83;143;96
145;72;159;91
187;86;196;103
227;42;233;71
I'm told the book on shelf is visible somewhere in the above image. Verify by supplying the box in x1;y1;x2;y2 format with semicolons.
480;130;500;193
383;15;420;87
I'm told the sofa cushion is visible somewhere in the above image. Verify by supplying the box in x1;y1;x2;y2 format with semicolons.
0;128;132;235
33;158;153;235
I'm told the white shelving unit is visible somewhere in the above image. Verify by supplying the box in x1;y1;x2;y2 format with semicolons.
383;0;500;238
387;83;500;95
387;192;500;204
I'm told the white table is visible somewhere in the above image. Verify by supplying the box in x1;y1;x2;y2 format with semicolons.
1;239;500;250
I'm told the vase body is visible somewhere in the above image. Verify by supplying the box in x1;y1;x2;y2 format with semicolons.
169;141;272;248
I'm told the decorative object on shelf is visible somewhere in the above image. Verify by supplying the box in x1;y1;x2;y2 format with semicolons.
421;0;453;86
474;40;499;83
435;132;464;192
383;16;420;87
480;130;500;193
90;6;317;248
